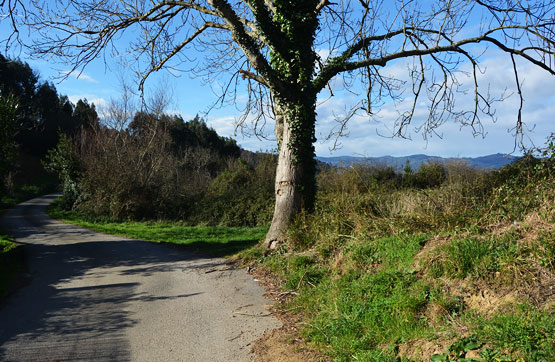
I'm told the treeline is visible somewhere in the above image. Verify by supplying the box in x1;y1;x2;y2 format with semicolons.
46;112;276;226
0;55;99;207
0;54;99;156
0;54;275;223
0;54;98;204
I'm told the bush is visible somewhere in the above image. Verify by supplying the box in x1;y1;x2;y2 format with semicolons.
318;163;402;194
43;133;81;209
75;126;216;220
410;161;447;189
192;155;275;226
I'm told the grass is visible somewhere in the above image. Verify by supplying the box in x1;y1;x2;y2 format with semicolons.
470;304;555;362
0;233;22;297
48;199;267;257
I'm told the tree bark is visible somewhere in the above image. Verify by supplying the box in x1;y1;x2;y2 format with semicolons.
263;99;316;250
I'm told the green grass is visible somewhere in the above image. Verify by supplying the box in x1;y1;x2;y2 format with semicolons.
304;270;431;361
256;234;438;361
468;304;555;362
256;226;555;362
0;233;22;297
48;199;267;257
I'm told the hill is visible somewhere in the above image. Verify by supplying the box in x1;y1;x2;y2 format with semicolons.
317;153;518;169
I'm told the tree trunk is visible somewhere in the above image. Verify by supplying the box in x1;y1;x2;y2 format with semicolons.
263;99;316;250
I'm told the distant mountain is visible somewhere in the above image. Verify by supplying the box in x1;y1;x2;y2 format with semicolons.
316;153;518;170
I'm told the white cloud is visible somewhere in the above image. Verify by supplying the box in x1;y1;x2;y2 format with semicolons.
310;53;555;157
206;115;237;138
60;70;99;83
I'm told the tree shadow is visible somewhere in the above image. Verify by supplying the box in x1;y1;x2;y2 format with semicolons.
0;195;233;361
167;238;260;258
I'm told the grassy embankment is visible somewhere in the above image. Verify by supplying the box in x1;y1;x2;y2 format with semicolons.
239;155;555;362
48;199;267;257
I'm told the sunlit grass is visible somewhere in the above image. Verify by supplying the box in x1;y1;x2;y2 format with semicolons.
48;199;267;257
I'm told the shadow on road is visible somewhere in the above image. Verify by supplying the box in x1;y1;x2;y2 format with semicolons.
0;195;228;361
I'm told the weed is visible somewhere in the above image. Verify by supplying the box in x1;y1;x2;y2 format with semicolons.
444;238;495;278
474;305;555;362
430;336;482;361
536;230;555;270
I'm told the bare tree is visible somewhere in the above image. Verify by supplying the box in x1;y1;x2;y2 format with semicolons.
7;0;555;249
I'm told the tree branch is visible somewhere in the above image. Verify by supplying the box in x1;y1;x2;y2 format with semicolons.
208;0;286;93
314;24;555;92
239;69;269;87
139;21;227;91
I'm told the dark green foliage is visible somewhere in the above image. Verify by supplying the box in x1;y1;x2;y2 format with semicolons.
72;99;100;130
0;182;56;209
318;163;403;194
192;155;275;226
0;54;99;202
0;95;18;194
43;134;81;208
0;54;37;125
0;54;99;157
130;113;240;160
318;161;450;196
411;162;448;189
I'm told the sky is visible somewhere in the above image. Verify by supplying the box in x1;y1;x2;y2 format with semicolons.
1;3;554;158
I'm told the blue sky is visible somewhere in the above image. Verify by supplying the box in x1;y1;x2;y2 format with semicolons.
1;4;554;158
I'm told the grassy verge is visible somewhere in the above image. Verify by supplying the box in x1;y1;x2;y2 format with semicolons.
48;199;267;257
0;181;48;298
1;182;57;210
238;156;555;362
0;233;22;297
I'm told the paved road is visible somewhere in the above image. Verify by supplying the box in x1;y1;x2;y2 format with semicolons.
0;195;280;362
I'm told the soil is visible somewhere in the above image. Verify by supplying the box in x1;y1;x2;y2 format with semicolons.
247;265;329;362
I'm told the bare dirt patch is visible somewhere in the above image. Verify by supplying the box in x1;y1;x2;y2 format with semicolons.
463;289;519;315
413;235;450;271
247;265;328;362
398;337;452;361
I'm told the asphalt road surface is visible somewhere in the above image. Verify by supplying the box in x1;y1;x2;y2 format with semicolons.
0;195;280;362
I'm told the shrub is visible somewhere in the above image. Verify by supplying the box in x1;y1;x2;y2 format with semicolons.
43;133;81;208
192;155;275;226
411;161;447;189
